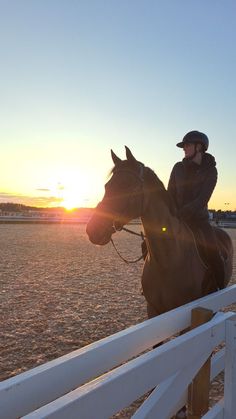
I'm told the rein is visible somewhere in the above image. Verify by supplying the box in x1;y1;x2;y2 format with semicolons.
122;226;145;238
110;225;146;264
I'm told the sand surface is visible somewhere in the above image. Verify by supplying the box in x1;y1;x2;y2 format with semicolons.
1;224;236;417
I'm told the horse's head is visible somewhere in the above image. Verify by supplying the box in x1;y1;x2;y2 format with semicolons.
86;146;145;245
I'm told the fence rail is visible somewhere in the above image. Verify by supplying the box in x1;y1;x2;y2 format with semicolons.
1;285;236;418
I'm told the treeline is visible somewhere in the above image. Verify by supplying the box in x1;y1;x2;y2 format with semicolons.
0;203;91;214
0;203;38;212
0;203;64;212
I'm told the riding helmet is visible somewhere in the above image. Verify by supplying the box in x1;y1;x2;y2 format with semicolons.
176;131;209;151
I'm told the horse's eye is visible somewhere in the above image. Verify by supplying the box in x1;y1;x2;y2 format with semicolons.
105;175;133;196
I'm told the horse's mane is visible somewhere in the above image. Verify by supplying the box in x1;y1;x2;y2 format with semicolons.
144;166;165;190
144;166;176;215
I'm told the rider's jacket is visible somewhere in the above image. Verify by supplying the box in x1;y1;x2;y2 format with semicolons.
167;153;217;224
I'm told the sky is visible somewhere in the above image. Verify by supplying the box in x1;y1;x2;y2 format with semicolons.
0;0;235;210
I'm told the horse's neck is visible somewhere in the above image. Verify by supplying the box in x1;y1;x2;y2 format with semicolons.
141;191;181;263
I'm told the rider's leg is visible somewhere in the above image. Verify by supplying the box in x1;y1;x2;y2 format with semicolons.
198;222;225;290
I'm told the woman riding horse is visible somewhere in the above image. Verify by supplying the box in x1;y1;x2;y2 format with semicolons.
86;146;233;318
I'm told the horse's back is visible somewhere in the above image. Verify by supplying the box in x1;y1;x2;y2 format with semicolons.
214;226;233;285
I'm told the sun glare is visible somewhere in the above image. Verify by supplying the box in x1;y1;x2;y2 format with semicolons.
62;197;79;210
60;187;86;210
55;170;90;210
49;167;102;210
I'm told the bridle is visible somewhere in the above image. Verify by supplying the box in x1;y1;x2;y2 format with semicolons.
111;162;145;230
109;163;147;264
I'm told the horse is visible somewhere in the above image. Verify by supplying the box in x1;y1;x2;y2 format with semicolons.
86;146;233;319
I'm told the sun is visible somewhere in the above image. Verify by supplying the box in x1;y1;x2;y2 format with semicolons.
62;196;80;210
60;186;87;210
57;175;88;210
50;170;79;209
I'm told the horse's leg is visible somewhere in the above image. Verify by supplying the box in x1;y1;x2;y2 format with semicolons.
146;302;159;319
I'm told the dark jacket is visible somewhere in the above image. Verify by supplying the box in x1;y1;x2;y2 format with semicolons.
167;153;217;224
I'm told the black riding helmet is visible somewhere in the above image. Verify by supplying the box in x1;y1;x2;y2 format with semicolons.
176;131;209;151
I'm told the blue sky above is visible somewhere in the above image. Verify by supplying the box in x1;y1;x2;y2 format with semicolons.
0;1;235;209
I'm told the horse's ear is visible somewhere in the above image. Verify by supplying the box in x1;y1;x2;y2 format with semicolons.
111;149;121;166
125;146;137;163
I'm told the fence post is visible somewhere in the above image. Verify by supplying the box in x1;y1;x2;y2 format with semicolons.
224;315;236;419
187;307;214;419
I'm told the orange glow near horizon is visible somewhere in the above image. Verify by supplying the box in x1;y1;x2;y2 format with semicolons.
57;189;87;210
61;197;81;210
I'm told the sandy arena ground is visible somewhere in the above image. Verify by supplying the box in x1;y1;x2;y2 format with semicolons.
0;224;236;417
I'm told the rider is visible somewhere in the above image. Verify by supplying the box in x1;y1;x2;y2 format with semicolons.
167;130;224;290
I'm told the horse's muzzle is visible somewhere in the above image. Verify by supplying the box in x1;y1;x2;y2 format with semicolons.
86;217;114;245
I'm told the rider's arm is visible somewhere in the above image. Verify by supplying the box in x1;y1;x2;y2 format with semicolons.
179;166;217;219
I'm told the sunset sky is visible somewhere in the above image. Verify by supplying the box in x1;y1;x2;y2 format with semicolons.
1;1;235;210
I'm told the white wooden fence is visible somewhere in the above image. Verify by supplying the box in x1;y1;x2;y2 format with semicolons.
1;285;236;419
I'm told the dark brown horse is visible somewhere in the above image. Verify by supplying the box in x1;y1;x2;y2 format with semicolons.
86;146;233;318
